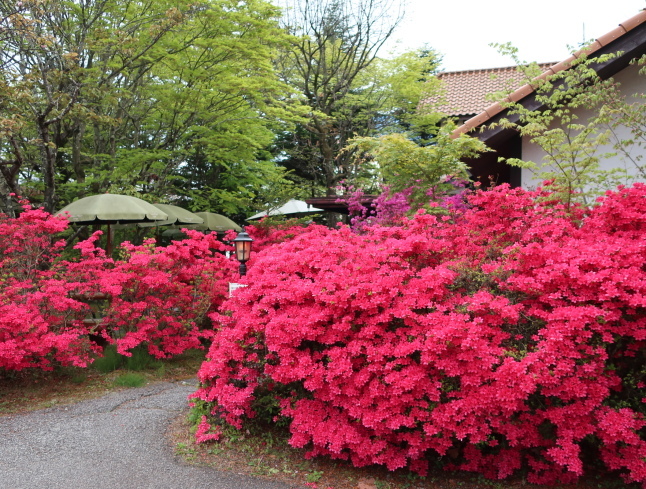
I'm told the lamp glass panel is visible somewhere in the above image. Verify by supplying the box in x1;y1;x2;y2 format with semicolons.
235;241;251;262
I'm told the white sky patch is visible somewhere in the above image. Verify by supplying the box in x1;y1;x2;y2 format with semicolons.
383;0;646;71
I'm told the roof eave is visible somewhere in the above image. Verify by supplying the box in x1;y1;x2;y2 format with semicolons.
453;10;646;147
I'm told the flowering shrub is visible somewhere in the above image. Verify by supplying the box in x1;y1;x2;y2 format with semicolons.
192;183;646;486
0;201;239;370
224;219;327;281
0;204;93;370
230;218;323;254
63;230;237;358
340;186;411;232
428;175;473;214
341;176;474;233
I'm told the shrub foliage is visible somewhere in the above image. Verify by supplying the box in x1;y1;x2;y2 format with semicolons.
0;204;236;370
1;186;645;485
192;184;646;486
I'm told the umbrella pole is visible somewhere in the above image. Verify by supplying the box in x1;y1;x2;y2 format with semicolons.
106;224;113;257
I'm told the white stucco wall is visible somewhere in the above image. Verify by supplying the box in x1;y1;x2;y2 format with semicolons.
520;61;646;192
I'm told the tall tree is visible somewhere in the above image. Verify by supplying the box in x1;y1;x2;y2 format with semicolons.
0;0;295;215
0;0;187;212
274;0;416;195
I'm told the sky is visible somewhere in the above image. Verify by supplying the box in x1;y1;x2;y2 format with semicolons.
384;0;646;71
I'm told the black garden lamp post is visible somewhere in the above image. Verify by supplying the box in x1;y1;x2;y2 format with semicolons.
233;228;253;276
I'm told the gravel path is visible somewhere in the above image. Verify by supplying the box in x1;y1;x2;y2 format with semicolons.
0;380;294;489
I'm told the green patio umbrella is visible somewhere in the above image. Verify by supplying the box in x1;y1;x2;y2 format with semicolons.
190;212;242;232
55;194;168;255
160;212;241;241
137;204;204;228
160;228;192;240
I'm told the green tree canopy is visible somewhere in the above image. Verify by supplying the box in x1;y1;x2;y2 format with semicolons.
345;125;488;207
272;0;444;195
0;0;297;215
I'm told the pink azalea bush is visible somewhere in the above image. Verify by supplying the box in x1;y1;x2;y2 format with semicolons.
228;217;319;254
192;183;646;486
0;201;239;370
65;230;237;358
342;186;412;232
0;203;94;370
341;176;473;233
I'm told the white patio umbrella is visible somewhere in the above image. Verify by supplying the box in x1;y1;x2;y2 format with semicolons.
247;199;323;220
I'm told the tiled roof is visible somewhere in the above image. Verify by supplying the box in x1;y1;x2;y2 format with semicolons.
429;64;554;117
452;9;646;138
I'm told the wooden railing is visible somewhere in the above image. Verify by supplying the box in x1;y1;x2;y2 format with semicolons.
68;292;111;331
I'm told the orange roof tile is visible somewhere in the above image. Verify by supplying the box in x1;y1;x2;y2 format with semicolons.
428;64;554;117
453;8;646;138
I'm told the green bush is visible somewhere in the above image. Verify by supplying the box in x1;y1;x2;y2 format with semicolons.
113;372;146;388
92;345;123;373
93;344;164;373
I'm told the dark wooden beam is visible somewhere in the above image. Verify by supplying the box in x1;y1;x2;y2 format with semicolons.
306;196;378;215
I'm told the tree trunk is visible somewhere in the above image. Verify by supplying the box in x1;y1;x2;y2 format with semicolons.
37;121;57;214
